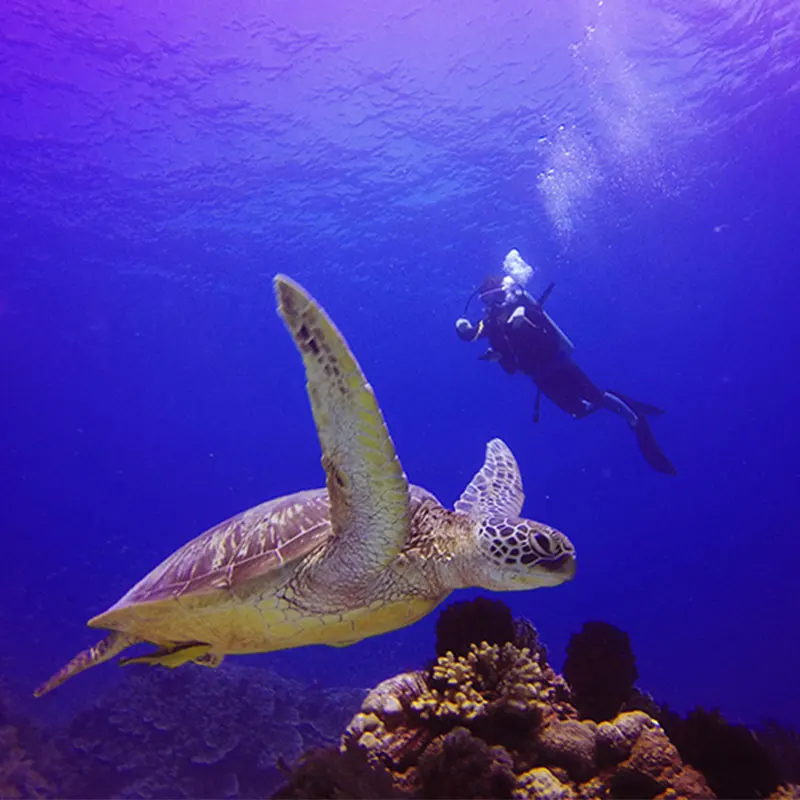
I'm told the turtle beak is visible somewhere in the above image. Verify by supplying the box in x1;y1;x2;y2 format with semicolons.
540;553;577;582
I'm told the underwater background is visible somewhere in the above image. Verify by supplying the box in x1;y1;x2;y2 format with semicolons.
1;0;799;785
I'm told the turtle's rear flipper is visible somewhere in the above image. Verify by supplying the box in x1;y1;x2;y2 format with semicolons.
193;652;224;668
34;631;140;698
119;642;210;669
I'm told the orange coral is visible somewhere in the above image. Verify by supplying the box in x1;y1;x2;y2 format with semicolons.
768;784;800;800
343;671;433;769
610;726;713;798
411;642;561;722
337;643;716;799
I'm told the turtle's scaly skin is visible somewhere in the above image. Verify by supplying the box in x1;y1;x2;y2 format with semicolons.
34;276;576;698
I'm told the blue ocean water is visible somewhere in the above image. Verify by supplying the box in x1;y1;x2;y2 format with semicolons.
1;0;798;736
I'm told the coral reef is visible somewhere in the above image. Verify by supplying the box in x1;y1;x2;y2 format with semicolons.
0;724;54;799
272;744;403;799
342;639;575;777
339;650;713;798
331;600;712;799
0;683;60;798
6;597;797;800
562;621;638;723
60;663;364;798
278;599;800;800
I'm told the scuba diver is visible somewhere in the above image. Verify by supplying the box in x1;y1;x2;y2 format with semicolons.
455;266;677;475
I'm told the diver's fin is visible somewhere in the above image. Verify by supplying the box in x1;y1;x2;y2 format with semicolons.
455;439;525;518
537;282;555;307
34;631;141;698
478;348;501;362
633;416;677;475
611;390;665;417
119;642;211;669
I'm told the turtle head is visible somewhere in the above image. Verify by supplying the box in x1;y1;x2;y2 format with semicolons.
451;438;576;592
472;515;576;590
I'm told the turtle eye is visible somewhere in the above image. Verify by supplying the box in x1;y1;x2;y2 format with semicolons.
534;532;553;554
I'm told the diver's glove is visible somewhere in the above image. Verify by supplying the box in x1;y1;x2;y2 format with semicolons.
456;317;476;341
508;305;526;328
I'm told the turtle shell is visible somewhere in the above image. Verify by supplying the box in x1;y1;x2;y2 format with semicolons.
96;488;333;618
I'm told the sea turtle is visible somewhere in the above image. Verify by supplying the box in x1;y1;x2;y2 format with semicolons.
34;275;576;698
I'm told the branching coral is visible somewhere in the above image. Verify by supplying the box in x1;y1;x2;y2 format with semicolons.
412;642;559;723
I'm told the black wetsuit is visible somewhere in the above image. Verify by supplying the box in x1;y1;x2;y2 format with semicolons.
457;282;676;475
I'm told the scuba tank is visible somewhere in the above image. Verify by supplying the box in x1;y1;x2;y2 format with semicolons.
538;306;575;357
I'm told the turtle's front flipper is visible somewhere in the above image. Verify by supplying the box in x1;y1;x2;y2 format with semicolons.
455;439;525;519
119;642;211;668
34;631;139;698
274;275;410;576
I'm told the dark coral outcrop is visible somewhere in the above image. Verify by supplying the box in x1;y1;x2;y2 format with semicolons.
433;596;548;666
434;597;517;658
272;744;403;799
660;706;782;799
416;727;516;799
562;620;638;723
755;720;800;787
